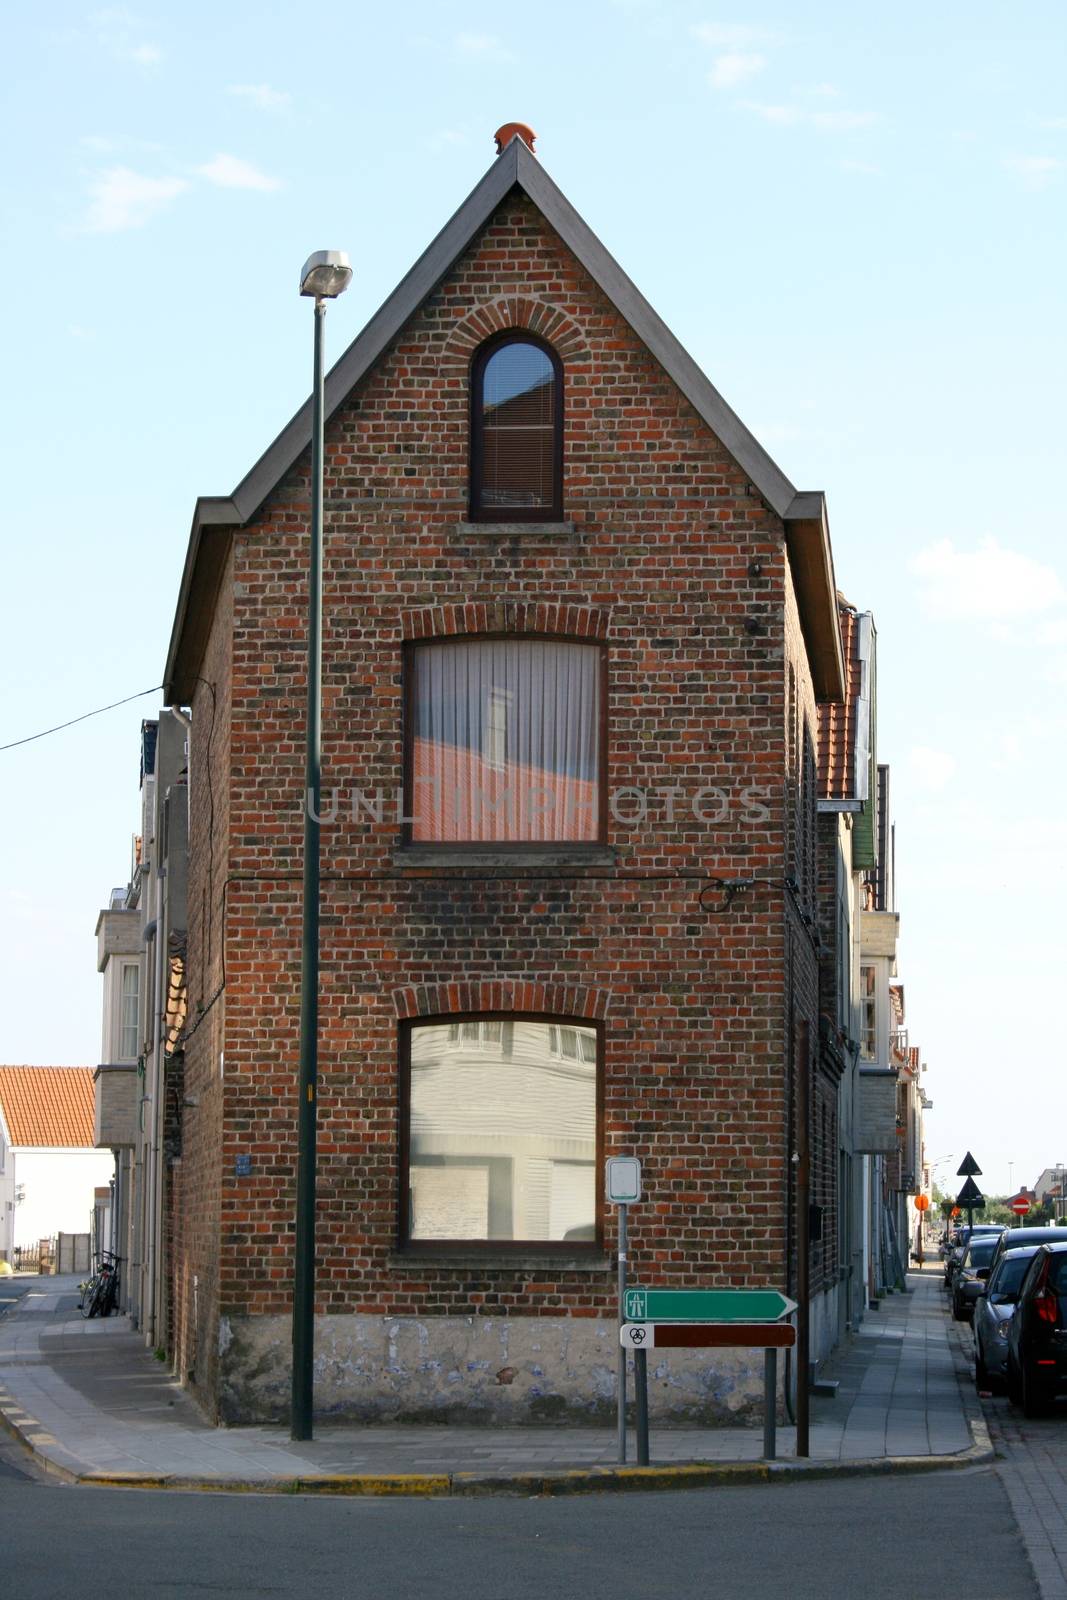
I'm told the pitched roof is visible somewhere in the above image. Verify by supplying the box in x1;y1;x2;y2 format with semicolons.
164;135;845;706
818;599;873;806
0;1066;97;1148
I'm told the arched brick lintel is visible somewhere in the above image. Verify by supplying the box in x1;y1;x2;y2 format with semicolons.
400;601;611;642
442;298;589;366
392;980;611;1022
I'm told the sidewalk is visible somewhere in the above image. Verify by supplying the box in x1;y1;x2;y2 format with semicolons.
0;1266;989;1495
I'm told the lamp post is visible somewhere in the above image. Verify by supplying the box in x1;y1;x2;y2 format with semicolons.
291;250;352;1443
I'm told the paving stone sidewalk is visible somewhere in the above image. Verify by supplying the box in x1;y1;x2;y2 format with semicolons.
0;1266;984;1491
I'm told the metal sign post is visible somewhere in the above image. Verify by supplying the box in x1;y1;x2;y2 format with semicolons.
606;1158;642;1466
619;1320;795;1461
617;1200;628;1464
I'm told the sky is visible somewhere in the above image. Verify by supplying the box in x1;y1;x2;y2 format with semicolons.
1;2;1065;1198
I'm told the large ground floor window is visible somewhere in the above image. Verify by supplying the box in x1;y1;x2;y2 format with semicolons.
401;1016;601;1248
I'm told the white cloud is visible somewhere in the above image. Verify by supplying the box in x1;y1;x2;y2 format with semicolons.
121;41;161;64
1041;116;1067;130
909;537;1066;621
68;324;97;341
693;22;780;47
1002;155;1063;190
83;166;189;232
228;83;290;112
709;51;766;89
196;154;281;191
91;9;161;64
426;128;469;152
744;101;877;130
454;32;515;63
908;746;957;794
840;158;881;175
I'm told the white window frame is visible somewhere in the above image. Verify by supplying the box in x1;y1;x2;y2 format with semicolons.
115;960;141;1062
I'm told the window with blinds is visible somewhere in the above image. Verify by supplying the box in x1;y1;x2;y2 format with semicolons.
405;637;603;844
471;334;563;520
402;1017;600;1246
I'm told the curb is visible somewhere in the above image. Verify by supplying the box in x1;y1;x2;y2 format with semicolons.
73;1440;994;1498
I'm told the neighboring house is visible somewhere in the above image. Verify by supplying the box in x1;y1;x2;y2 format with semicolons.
0;1066;113;1263
816;597;876;1349
161;123;848;1425
817;604;930;1314
94;716;188;1343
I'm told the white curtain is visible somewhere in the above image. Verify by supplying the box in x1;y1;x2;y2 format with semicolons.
412;639;600;841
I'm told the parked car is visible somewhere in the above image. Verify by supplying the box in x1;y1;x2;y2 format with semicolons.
988;1225;1067;1283
944;1224;1004;1289
1006;1241;1067;1416
952;1234;1001;1320
972;1245;1041;1391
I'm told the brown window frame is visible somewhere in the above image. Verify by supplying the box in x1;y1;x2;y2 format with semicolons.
398;1012;605;1254
470;331;564;523
400;633;609;850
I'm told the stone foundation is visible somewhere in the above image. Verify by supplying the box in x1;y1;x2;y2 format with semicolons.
215;1314;776;1426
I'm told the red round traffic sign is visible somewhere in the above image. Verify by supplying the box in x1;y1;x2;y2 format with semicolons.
1011;1196;1031;1216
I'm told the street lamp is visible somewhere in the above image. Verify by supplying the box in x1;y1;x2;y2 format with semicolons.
292;249;351;1443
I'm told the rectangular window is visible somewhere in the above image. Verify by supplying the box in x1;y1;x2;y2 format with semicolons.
859;964;877;1061
401;1017;600;1247
120;964;140;1060
406;639;603;844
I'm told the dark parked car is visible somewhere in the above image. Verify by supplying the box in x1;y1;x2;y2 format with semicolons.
1006;1242;1067;1416
952;1234;1001;1320
944;1224;1004;1289
988;1225;1067;1283
972;1245;1041;1391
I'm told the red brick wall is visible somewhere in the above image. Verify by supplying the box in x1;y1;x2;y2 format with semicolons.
175;194;827;1392
171;555;232;1414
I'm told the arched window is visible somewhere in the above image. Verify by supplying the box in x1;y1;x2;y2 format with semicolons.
470;333;563;521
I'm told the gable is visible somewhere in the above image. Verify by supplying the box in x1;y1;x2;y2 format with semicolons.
165;135;844;705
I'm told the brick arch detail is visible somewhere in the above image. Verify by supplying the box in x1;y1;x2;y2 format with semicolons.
441;298;589;367
392;980;611;1022
401;601;611;642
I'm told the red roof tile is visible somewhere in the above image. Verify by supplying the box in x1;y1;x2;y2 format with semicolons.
817;601;863;801
0;1066;97;1148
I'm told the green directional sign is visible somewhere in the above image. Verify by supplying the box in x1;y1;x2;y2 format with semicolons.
623;1288;796;1323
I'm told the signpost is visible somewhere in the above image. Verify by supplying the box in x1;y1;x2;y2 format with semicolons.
607;1158;798;1466
1010;1195;1031;1221
624;1288;796;1324
622;1288;796;1462
956;1173;986;1235
620;1323;797;1351
606;1157;642;1466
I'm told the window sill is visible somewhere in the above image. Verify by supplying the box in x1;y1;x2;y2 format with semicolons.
393;845;615;870
454;521;577;539
388;1251;613;1274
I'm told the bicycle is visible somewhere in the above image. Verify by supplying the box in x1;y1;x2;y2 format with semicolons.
79;1251;121;1319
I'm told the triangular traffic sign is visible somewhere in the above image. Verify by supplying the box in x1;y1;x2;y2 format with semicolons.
957;1152;982;1177
957;1176;985;1205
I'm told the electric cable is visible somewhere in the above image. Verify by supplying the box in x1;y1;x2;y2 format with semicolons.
0;686;164;751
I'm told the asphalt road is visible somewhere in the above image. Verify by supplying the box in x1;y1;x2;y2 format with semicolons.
0;1465;1037;1600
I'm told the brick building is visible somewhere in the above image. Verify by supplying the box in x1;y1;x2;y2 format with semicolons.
162;126;845;1424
